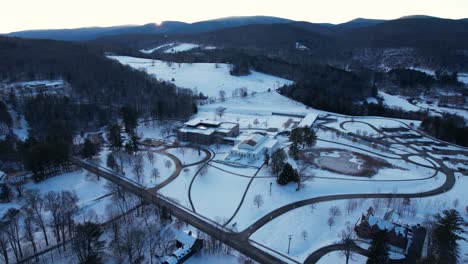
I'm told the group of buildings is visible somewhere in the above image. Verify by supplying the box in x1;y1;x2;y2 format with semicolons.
176;112;318;162
176;117;280;161
354;208;412;251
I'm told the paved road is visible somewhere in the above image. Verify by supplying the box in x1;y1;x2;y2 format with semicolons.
73;116;460;264
71;157;288;264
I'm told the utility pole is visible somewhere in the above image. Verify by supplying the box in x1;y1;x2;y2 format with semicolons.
288;235;292;254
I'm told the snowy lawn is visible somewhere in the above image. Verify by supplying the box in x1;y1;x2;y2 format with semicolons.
379;91;421;112
250;173;468;263
164;43;200;53
121;151;176;187
190;165;250;224
166;147;207;165
24;169;112;220
230;169;446;231
159;166;198;208
108;56;293;98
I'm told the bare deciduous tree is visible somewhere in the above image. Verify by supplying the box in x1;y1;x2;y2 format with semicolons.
164;159;172;170
23;190;49;246
152;168;160;181
146;151;155;165
132;154;144;183
253;195;264;209
339;225;356;264
327;217;335;230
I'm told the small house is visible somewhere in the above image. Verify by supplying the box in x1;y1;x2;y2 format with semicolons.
161;230;203;264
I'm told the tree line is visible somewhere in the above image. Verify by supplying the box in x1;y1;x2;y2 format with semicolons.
0;36;196;119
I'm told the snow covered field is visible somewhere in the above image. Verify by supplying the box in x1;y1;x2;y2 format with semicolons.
164;43;200;53
378;91;421;112
23;169;112;221
166;147;207;165
191;165;251;224
108;56;293;98
140;43;215;54
250;173;468;263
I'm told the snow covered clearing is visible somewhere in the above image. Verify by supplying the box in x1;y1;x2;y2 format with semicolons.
159;166;197;208
166;147;207;165
139;43;174;54
164;43;200;53
230;169;446;231
191;165;250;224
250;173;468;263
93;149;176;187
414;100;468;122
24;169;112;220
108;56;293;98
379;91;421;112
316;251;368;264
408;155;435;167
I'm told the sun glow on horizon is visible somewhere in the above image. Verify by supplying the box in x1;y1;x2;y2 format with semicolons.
1;0;467;33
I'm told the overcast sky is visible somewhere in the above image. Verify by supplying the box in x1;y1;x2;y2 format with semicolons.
1;0;467;33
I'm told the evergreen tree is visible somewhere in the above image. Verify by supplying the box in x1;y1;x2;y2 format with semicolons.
303;127;317;148
289;143;300;160
106;153;117;170
82;139;98;159
0;101;12;128
367;230;390;264
277;163;299;185
432;209;466;263
289;128;303;146
120;105;138;135
107;124;122;150
271;148;287;176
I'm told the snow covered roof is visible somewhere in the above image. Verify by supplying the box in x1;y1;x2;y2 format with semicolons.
368;215;406;236
185;118;221;127
297;112;318;128
240;134;265;149
176;230;197;247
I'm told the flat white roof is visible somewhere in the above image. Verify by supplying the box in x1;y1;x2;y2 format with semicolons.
185;118;221;127
298;112;318;128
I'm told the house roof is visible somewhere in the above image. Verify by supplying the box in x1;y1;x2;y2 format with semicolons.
176;230;197;247
185;118;221;127
368;215;406;236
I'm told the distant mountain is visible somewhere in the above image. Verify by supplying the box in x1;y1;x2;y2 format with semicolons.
193;23;331;50
7;16;292;41
336;18;386;29
175;16;293;34
398;15;439;20
338;17;468;49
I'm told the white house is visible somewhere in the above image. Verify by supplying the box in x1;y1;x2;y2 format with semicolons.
230;133;279;160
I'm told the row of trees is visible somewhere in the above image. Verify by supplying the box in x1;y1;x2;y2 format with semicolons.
0;189;80;263
0;36;196;119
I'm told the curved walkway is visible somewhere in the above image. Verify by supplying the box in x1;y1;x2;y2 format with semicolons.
238;116;458;263
188;148;216;212
223;163;265;227
237;162;453;241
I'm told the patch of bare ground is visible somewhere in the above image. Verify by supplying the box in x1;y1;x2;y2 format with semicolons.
305;148;392;177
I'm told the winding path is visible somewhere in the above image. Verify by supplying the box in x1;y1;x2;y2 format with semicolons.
235;116;460;263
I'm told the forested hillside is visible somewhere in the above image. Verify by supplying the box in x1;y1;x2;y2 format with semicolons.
0;37;195;118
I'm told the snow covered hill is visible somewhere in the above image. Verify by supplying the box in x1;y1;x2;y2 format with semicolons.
109;56;293;98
